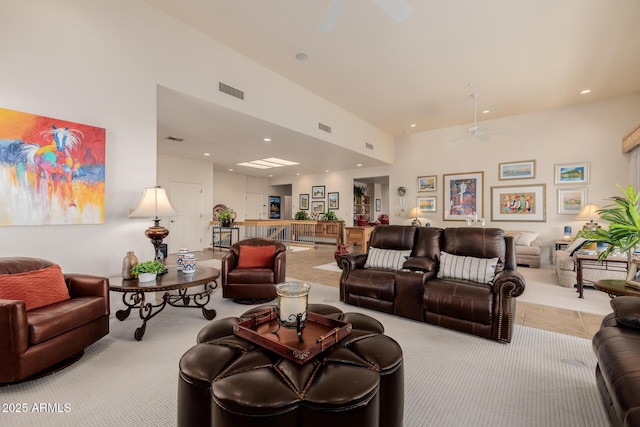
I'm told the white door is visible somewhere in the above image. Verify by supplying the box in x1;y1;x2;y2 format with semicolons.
168;182;203;253
246;192;262;219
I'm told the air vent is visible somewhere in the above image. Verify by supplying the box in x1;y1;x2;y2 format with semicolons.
318;122;332;133
219;82;244;100
365;142;374;150
165;136;184;142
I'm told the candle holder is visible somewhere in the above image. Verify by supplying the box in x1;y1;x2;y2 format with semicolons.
272;282;310;343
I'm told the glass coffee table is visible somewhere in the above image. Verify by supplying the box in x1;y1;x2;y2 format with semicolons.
594;279;640;299
109;266;219;340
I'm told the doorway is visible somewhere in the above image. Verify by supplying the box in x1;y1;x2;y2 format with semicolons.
168;181;203;253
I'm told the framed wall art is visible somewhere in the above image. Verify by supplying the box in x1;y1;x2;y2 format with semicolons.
443;171;483;221
0;107;106;225
311;201;325;214
375;198;381;212
328;192;339;210
555;162;590;184
557;188;586;215
418;196;436;213
417;175;437;192
269;196;281;219
498;160;536;180
300;194;309;210
491;184;546;222
312;185;325;198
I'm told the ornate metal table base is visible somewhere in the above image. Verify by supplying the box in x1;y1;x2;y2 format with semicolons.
115;280;218;341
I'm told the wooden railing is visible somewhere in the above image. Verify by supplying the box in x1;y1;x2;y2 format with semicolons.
235;220;344;247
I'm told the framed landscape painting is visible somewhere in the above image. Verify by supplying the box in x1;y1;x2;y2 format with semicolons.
491;184;546;222
498;160;535;180
418;196;436;213
311;201;325;214
328;192;339;210
417;175;437;192
557;188;586;215
555;162;590;184
443;171;483;221
300;194;309;210
312;185;325;199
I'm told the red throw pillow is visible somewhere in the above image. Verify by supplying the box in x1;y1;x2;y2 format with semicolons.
237;245;276;268
0;265;70;310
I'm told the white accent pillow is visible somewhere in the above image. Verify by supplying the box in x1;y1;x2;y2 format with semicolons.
364;247;411;270
516;231;539;246
437;251;499;284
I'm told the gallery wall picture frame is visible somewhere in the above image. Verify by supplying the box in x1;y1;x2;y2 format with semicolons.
417;175;437;192
491;184;547;222
375;198;381;212
311;201;325;214
300;194;309;210
328;192;339;210
555;162;590;184
312;185;325;199
418;196;436;213
498;160;536;180
443;171;484;221
269;196;281;219
557;188;587;215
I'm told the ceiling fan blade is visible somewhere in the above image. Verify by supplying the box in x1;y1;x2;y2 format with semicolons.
372;0;413;23
317;0;349;32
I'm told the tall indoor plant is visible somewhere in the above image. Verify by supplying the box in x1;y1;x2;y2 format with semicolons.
593;184;640;261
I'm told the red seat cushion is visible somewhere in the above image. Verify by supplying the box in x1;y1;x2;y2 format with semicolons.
0;265;70;310
237;245;276;268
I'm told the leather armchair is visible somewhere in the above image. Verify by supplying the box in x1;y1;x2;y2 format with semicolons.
221;238;287;302
0;257;109;384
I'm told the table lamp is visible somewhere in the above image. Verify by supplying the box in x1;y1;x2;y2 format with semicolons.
575;203;601;230
408;206;422;226
129;186;178;265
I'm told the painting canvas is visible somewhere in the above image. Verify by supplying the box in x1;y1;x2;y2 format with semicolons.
328;192;339;210
555;162;590;184
418;196;436;213
417;175;437;192
557;188;586;215
491;184;546;222
300;194;309;210
269;195;281;219
443;171;483;221
499;160;535;180
0;107;106;225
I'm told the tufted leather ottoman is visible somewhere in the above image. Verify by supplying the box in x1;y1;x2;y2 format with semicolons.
178;304;404;427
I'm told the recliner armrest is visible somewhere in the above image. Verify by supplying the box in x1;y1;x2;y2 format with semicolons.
338;253;367;272
493;269;525;298
402;257;437;272
65;274;110;316
0;300;29;373
221;252;238;287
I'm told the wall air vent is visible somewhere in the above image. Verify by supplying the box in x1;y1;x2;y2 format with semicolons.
219;82;244;100
318;122;332;133
365;142;374;150
165;136;184;142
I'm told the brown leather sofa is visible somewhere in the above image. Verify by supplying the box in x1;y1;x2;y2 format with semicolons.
0;257;110;384
339;226;526;343
221;238;287;302
592;296;640;427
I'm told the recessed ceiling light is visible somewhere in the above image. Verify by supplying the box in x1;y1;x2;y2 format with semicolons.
357;163;363;167
410;124;417;128
203;153;211;156
580;89;591;95
482;110;490;114
263;138;271;142
268;174;273;177
325;170;330;173
237;157;299;169
295;52;309;61
228;168;233;172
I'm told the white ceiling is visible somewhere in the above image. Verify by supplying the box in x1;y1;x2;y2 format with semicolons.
149;0;640;177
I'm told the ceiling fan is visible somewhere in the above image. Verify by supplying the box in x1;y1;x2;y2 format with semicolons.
452;93;507;142
317;0;413;32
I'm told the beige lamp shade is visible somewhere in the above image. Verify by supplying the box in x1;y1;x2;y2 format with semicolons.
408;206;421;219
130;186;178;219
575;203;600;230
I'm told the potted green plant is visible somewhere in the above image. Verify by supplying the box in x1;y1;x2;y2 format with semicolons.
294;210;310;220
130;260;165;282
218;208;234;227
322;211;340;221
592;184;640;261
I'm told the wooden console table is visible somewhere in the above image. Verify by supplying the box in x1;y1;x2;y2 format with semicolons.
345;226;374;253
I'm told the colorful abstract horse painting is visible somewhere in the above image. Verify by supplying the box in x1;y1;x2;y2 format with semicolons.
0;108;105;225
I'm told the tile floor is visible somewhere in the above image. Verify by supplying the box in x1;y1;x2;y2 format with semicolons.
197;244;605;340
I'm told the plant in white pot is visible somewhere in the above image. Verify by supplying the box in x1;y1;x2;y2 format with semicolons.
130;260;165;282
592;184;640;261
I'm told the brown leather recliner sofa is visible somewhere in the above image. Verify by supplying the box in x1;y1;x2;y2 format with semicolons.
0;257;110;384
592;296;640;427
221;238;287;302
339;226;526;343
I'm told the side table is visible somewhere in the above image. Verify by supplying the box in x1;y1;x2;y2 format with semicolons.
575;253;628;298
595;279;640;298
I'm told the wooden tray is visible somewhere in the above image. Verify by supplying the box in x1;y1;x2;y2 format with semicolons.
233;308;352;364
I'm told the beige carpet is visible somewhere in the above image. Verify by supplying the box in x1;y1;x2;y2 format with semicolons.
1;278;609;426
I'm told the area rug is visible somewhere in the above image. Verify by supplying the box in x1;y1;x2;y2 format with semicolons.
1;281;608;426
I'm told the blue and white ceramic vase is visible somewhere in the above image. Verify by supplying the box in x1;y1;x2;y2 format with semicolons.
176;248;189;271
182;253;196;274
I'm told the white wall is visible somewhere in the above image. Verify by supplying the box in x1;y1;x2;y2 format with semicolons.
0;0;391;275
